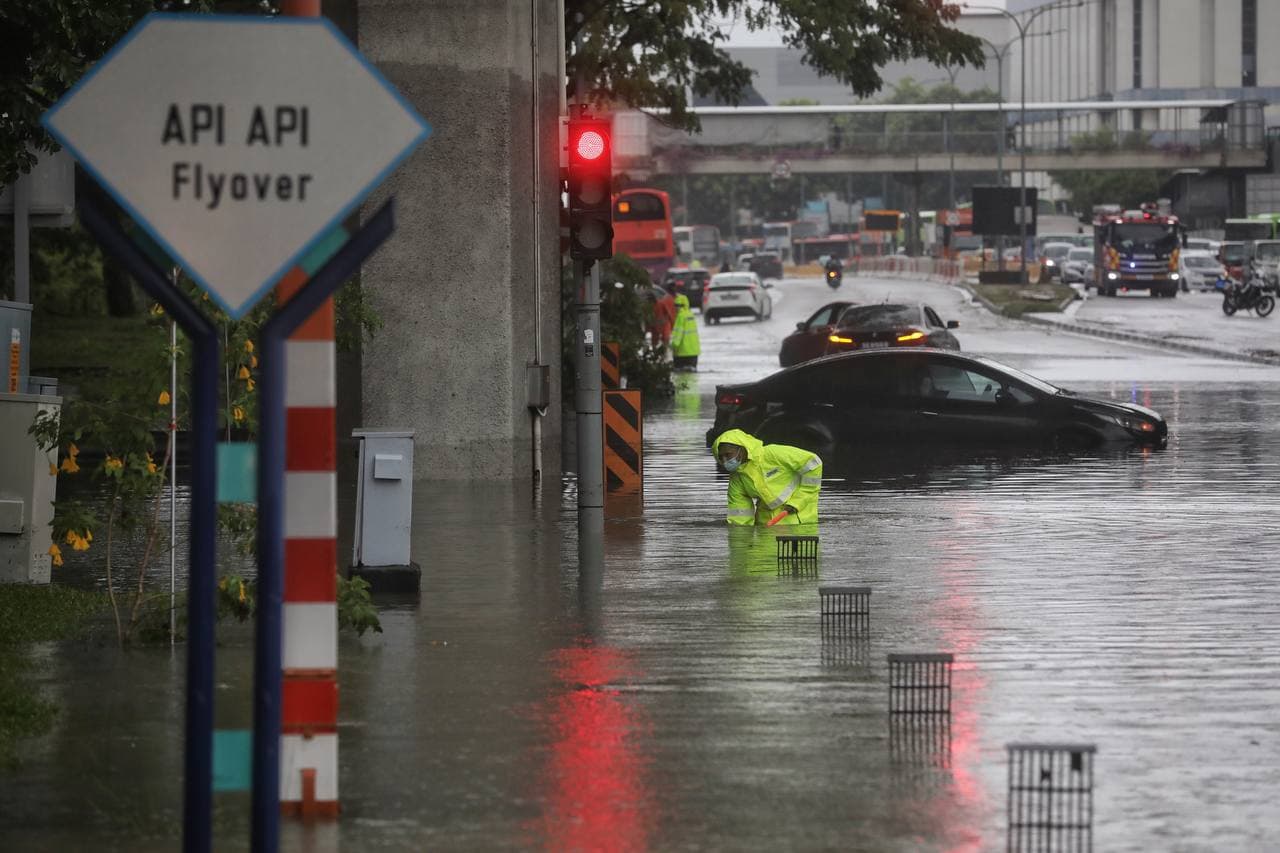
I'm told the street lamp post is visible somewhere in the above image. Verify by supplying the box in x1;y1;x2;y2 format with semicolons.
964;0;1084;282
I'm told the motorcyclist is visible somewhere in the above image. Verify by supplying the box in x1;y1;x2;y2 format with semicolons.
824;256;843;287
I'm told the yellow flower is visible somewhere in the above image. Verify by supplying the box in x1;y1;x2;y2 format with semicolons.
233;406;245;423
245;379;255;392
104;456;124;472
48;544;63;567
60;456;80;474
244;340;254;354
237;365;251;380
85;529;92;543
150;303;164;316
250;355;258;368
146;453;158;475
68;443;79;458
158;389;171;406
64;530;90;552
238;583;247;604
49;462;57;477
64;530;76;546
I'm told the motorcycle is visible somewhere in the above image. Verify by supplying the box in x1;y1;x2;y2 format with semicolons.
825;264;843;289
1222;262;1275;317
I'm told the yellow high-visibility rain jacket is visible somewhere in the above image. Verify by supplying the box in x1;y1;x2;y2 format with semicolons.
711;429;822;525
671;294;701;357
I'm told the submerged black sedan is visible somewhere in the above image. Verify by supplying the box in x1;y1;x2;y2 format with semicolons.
706;349;1166;461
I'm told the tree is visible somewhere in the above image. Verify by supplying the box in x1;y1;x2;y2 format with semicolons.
566;1;984;131
0;1;272;186
1048;129;1172;214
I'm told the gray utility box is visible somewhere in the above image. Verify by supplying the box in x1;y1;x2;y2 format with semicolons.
0;391;61;584
349;429;419;594
1;301;32;394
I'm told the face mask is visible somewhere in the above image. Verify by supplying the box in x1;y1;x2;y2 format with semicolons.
722;457;742;472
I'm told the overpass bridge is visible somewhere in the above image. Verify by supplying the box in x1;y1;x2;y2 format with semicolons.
616;100;1268;177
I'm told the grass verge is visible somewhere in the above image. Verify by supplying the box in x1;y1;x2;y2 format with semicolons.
974;283;1078;318
0;584;109;766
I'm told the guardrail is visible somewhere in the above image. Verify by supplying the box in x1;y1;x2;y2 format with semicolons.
849;256;963;283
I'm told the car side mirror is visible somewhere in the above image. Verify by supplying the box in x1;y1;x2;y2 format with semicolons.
795;321;808;331
994;388;1015;406
946;320;960;329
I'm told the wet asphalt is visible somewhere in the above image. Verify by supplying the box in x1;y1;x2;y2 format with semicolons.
3;275;1280;851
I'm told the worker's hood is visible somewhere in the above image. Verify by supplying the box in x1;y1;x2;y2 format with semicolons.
674;294;691;309
711;428;763;461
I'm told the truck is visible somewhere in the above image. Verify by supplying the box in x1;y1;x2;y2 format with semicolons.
1093;203;1186;298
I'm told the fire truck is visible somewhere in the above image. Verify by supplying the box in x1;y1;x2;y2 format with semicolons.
1093;202;1186;298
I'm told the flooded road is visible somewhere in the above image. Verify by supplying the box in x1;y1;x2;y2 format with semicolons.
4;276;1280;851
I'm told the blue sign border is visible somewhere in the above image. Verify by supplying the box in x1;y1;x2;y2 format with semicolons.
41;12;431;319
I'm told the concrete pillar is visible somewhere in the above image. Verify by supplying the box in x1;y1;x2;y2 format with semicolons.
356;0;563;480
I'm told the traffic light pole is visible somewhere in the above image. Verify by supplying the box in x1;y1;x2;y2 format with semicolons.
574;258;604;531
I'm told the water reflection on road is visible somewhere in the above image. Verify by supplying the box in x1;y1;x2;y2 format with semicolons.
4;326;1280;848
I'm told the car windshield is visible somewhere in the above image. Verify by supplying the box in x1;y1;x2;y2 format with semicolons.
712;274;756;288
1254;243;1280;261
1044;244;1074;259
1184;255;1218;269
1068;248;1092;261
837;304;918;330
1222;244;1246;264
975;356;1060;395
1113;223;1179;251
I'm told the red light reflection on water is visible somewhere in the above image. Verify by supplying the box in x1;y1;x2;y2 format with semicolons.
527;641;654;852
934;511;992;852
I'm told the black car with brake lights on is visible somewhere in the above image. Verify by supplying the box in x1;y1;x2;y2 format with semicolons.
705;349;1167;462
825;303;960;355
778;300;853;367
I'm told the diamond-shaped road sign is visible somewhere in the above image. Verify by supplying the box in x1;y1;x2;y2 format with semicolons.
42;14;430;318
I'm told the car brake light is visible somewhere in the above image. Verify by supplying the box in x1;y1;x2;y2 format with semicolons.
717;391;749;407
896;330;926;342
829;334;854;344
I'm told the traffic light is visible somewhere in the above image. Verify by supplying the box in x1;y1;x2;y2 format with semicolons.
567;117;613;260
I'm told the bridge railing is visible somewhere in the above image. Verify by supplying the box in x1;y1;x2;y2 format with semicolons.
649;101;1266;164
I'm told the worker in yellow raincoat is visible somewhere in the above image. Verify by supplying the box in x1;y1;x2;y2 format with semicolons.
670;294;700;370
710;429;822;525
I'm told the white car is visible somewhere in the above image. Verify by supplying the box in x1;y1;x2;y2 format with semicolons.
1185;237;1220;256
1061;247;1095;285
703;272;772;324
1179;249;1225;292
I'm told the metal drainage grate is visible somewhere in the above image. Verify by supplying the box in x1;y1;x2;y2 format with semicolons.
776;535;818;575
887;653;953;716
1007;743;1096;853
890;714;952;772
819;585;870;634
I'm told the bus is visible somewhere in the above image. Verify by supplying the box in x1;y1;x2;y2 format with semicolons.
1224;213;1280;252
673;224;722;267
793;233;859;264
613;188;675;282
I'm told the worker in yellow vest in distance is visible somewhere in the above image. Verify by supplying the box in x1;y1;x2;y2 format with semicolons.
670;294;700;371
711;429;822;526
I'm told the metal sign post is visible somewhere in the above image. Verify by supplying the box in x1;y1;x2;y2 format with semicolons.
43;12;429;853
77;195;221;853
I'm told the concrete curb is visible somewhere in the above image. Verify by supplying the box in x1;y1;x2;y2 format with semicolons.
955;283;1280;367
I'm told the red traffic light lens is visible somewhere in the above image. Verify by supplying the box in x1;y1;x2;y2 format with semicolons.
575;130;606;161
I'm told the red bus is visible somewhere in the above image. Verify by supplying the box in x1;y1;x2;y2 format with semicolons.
613;188;675;282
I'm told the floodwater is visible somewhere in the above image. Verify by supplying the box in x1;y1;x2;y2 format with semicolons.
4;278;1280;851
